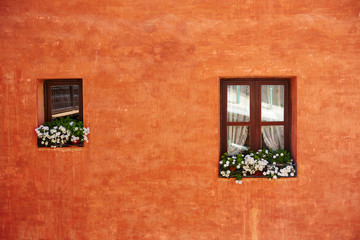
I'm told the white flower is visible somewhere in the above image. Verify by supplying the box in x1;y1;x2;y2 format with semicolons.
273;155;276;159
219;161;223;165
280;153;284;156
290;173;294;177
226;170;230;174
235;180;242;184
273;175;277;180
83;127;90;135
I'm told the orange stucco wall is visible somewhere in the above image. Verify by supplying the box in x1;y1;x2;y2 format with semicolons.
1;1;360;239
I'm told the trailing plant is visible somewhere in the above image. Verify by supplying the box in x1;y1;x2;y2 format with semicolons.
219;149;296;184
35;117;90;148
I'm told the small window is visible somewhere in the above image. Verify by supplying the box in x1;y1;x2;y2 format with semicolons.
44;79;83;122
220;78;291;155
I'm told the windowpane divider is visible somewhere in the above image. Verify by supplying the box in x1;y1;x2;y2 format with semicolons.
226;122;250;126
260;122;284;126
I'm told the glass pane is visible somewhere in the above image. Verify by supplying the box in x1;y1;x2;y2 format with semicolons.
261;126;284;150
261;85;284;122
51;85;79;119
227;126;249;155
227;85;250;122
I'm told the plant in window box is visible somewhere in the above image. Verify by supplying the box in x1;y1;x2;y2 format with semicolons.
219;149;296;184
35;117;90;148
67;119;90;145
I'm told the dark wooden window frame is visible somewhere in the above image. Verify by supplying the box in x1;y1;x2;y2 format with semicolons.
44;79;83;122
220;78;291;155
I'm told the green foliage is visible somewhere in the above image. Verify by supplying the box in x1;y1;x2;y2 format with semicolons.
43;117;85;140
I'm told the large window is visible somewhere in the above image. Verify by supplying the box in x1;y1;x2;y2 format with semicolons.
44;79;83;122
220;78;291;155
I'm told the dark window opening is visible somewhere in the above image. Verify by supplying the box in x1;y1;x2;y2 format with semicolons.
44;79;83;122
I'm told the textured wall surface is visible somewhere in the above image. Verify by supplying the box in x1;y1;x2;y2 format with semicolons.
1;0;360;239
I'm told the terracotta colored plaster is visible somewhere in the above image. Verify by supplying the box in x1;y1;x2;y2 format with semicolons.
1;0;360;239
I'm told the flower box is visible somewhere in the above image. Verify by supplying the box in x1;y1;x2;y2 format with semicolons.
36;117;89;148
219;149;297;184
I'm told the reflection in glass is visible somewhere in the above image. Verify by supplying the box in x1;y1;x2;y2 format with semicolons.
261;85;284;122
261;126;284;150
227;85;250;122
227;126;249;155
51;85;79;119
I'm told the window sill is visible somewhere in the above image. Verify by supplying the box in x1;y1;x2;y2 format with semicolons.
218;176;298;184
37;146;84;152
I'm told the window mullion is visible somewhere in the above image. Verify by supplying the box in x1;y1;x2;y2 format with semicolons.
250;82;259;150
256;82;264;150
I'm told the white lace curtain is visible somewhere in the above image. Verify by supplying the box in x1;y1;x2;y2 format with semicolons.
261;85;284;150
228;126;283;154
227;126;248;155
227;85;250;155
261;126;284;150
